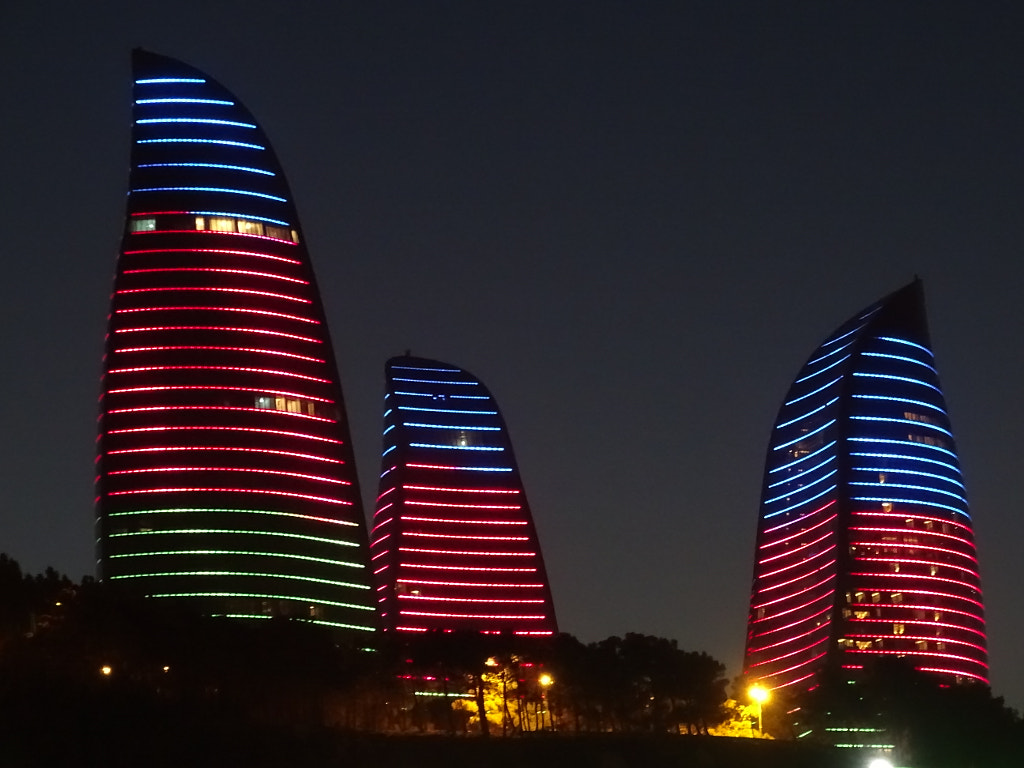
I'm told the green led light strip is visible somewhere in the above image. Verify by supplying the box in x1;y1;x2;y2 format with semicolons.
211;614;372;631
110;570;370;590
110;528;358;548
152;591;374;611
106;507;358;527
110;549;364;569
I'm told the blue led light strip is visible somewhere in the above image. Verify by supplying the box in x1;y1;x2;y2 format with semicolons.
136;78;206;84
877;336;934;357
852;496;970;518
805;339;855;367
393;378;478;386
768;456;835;489
852;394;948;415
850;481;967;504
848;437;958;460
861;352;938;374
399;407;498;415
410;443;504;451
850;415;954;438
132;187;286;202
136;118;257;128
820;323;865;350
773;419;835;451
764;470;838;504
137;138;265;150
794;354;851;384
769;441;837;473
850;451;962;475
852;372;942;394
403;423;501;431
852;466;965;489
764;484;838;519
784;376;842;407
138;162;275;176
776;397;839;430
391;365;462;373
136;98;233;105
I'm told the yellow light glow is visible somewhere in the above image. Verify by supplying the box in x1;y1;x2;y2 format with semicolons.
100;665;112;676
539;673;553;687
748;684;769;704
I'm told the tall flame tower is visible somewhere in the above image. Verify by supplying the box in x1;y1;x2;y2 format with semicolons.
369;356;557;635
96;50;375;634
744;281;986;691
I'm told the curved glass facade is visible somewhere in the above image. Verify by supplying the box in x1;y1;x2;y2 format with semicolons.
370;356;557;635
744;281;986;690
96;50;375;634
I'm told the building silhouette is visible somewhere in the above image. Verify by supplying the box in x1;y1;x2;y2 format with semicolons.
369;356;557;635
743;281;986;692
96;50;375;634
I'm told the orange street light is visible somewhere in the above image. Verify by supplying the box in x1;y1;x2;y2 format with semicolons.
748;684;770;736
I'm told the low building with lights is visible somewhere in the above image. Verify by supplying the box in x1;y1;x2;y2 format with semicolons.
369;356;557;635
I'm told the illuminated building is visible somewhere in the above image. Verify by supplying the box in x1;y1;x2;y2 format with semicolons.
96;50;375;634
743;280;986;691
369;356;557;635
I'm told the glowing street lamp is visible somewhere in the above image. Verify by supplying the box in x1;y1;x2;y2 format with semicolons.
748;684;770;736
539;673;554;731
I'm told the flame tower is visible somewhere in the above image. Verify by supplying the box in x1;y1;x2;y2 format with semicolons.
96;50;375;634
744;281;986;691
369;356;557;635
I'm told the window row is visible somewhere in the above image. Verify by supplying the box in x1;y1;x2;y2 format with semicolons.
129;214;299;243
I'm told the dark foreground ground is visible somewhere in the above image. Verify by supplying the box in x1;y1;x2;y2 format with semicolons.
0;706;867;768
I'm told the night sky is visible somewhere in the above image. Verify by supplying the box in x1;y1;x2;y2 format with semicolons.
3;1;1024;708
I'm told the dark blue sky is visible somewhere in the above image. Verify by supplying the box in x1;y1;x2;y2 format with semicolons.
3;1;1024;708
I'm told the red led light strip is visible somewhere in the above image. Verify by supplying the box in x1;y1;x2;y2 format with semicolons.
114;325;321;343
105;425;343;444
123;266;308;285
104;385;332;402
108;365;329;382
108;466;351;485
116;287;311;304
107;446;342;464
108;487;353;504
123;247;300;265
114;342;326;361
115;306;319;324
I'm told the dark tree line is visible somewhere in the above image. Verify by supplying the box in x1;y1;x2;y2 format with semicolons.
0;555;727;739
3;554;1023;768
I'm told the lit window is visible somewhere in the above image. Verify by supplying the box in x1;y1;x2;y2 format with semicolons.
893;623;905;635
265;224;290;240
195;216;206;230
130;218;156;232
916;640;928;650
853;610;870;620
290;229;300;243
881;502;893;512
209;217;235;232
871;592;881;603
891;592;903;603
237;219;265;236
255;396;273;409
